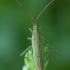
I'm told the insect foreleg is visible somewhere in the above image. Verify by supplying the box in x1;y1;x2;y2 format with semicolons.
27;28;33;40
20;46;32;57
29;28;33;33
27;37;32;40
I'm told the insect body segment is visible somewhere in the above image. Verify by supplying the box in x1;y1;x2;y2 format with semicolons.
32;23;44;70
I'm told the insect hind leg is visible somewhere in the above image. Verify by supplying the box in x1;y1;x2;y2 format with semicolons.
20;46;32;57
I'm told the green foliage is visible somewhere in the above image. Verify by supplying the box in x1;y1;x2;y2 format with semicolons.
23;50;37;70
21;44;49;70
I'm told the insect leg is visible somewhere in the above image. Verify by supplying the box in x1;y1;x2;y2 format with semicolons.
27;37;32;40
20;46;32;57
29;28;33;33
44;59;49;70
27;28;33;40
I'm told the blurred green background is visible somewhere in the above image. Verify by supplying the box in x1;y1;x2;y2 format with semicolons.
0;0;70;70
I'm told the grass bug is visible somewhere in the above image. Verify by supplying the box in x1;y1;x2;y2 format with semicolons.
16;0;54;70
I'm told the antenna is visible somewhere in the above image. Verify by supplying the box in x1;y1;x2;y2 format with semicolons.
37;0;54;21
16;0;54;23
16;0;34;23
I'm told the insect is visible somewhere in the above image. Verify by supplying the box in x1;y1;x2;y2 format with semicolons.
16;0;54;70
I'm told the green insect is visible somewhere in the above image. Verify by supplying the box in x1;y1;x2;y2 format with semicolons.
16;0;54;70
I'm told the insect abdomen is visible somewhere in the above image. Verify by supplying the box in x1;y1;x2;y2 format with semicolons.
37;57;44;70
